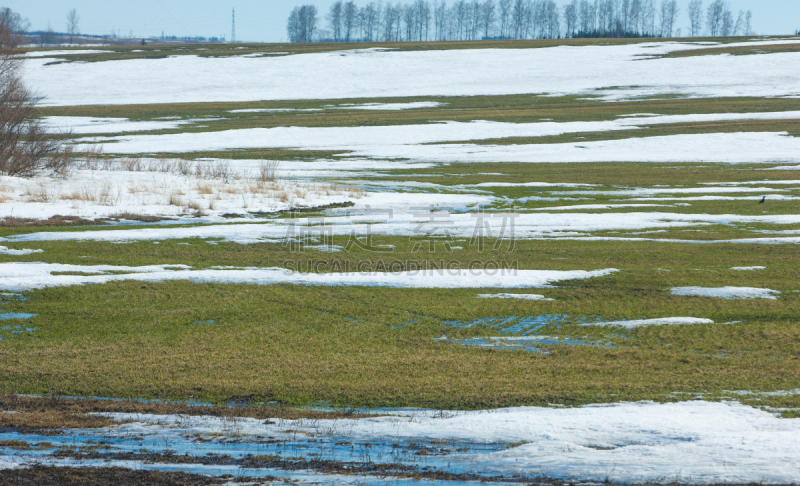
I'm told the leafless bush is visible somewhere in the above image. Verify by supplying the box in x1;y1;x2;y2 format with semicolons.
258;159;280;182
119;157;144;172
208;159;235;181
0;8;74;177
25;180;52;202
80;144;105;169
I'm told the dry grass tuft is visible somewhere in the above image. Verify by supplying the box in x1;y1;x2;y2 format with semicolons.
186;200;202;211
168;193;184;207
258;159;280;182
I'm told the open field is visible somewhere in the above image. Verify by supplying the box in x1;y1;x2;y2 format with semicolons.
2;37;800;484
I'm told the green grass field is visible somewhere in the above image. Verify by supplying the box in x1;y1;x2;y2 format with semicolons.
4;39;800;421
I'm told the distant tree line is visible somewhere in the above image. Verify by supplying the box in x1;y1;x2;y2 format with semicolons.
287;0;753;42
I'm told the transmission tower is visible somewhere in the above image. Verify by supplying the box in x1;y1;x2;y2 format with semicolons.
231;8;236;43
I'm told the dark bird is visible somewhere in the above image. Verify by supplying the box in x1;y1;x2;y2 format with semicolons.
759;196;766;204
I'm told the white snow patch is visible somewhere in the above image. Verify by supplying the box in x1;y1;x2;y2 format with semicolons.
0;246;43;256
700;180;800;186
331;101;443;110
0;262;618;291
477;293;553;301
531;203;671;211
23;40;800;106
77;112;800;156
342;132;800;165
473;181;597;187
583;317;715;329
41;116;193;134
227;108;321;113
6;211;800;243
765;165;800;170
0;456;20;469
671;286;781;300
101;400;800;484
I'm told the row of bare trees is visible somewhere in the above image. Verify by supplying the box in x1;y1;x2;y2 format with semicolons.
289;0;754;42
287;5;319;43
0;8;72;176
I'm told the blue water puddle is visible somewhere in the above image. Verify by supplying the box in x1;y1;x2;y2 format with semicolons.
408;314;618;354
0;293;27;304
0;324;37;341
443;314;570;335
0;426;515;484
0;313;36;320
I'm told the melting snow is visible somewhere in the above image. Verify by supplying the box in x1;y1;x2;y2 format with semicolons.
477;293;553;301
583;317;715;329
92;400;800;484
671;286;781;300
0;262;618;291
23;40;800;106
0;246;42;256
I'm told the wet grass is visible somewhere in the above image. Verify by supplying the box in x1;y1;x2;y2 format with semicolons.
0;394;370;430
0;466;252;485
380;161;800;187
0;236;798;410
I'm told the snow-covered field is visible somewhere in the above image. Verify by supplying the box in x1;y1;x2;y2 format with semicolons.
3;39;800;485
22;40;800;106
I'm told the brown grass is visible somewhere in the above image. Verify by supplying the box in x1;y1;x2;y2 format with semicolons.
109;213;172;223
0;394;371;426
0;215;102;227
258;159;280;182
0;213;171;227
186;200;203;211
24;181;52;203
168;193;184;206
0;465;238;485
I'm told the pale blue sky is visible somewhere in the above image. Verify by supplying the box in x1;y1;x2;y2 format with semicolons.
5;0;799;42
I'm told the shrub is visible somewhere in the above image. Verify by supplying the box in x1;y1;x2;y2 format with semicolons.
0;8;73;176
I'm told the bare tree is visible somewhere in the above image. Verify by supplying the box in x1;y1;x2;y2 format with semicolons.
688;0;702;36
287;5;318;43
642;0;656;35
497;0;511;37
706;0;725;36
481;0;495;39
745;10;752;36
628;0;642;35
659;0;678;37
564;0;578;37
41;23;57;46
343;1;358;40
328;1;343;41
1;8;72;176
721;5;733;36
67;8;80;44
361;2;379;41
733;9;744;35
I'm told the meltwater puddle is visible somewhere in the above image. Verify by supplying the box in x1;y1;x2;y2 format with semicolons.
0;421;524;485
0;293;37;340
412;314;618;354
